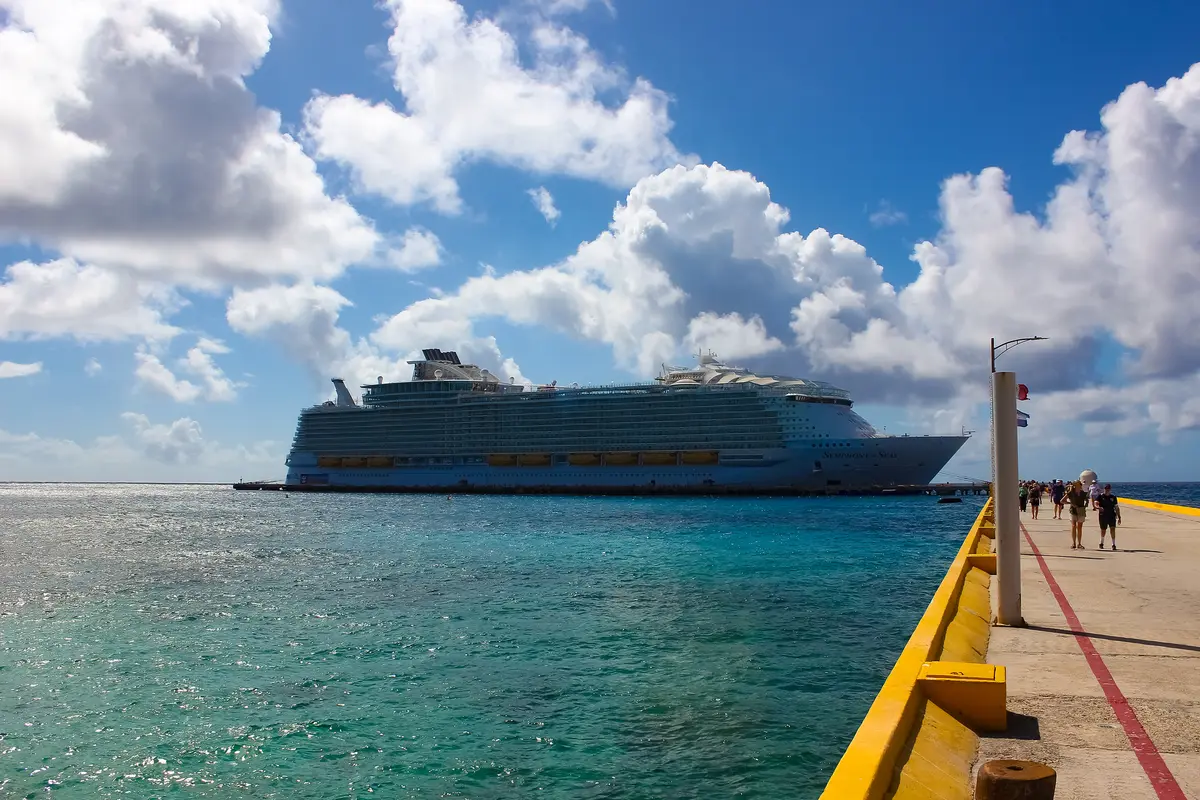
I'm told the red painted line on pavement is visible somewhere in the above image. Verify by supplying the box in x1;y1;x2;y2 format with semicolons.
1021;523;1186;800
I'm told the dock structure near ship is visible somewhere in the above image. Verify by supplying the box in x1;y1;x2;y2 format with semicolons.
265;348;968;494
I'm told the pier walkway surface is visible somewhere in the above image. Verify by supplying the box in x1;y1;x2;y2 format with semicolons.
979;501;1200;799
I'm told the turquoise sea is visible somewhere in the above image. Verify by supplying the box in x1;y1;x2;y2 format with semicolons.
0;485;993;797
1108;482;1200;506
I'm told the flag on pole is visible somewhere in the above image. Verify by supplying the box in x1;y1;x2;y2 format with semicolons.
1017;383;1029;401
1016;410;1029;428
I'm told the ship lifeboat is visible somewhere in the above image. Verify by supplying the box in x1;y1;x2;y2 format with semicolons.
640;451;677;466
317;456;342;468
568;453;601;466
367;456;393;468
518;453;551;466
604;452;637;466
341;456;367;467
681;451;719;465
487;454;518;466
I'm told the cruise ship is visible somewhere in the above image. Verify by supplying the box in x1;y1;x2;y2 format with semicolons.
277;349;968;494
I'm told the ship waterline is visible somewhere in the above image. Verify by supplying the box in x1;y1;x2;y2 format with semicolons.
281;349;968;494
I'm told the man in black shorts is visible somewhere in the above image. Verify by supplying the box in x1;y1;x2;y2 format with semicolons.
1096;484;1121;551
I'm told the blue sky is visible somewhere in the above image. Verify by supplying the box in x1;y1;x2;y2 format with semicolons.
2;0;1200;482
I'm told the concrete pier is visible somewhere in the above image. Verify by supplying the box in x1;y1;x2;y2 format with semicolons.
979;501;1200;799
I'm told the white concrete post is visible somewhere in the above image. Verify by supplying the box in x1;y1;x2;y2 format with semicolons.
992;371;1023;626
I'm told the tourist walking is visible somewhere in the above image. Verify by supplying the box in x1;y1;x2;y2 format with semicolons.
1096;484;1122;550
1050;479;1066;519
1029;481;1042;519
1065;481;1089;549
1019;482;1028;513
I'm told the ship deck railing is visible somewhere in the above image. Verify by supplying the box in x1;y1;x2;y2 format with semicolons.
325;381;854;409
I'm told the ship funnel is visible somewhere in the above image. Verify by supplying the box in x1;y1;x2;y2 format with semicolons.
331;378;356;407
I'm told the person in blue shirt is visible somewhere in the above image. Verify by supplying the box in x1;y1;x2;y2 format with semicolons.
1050;480;1066;519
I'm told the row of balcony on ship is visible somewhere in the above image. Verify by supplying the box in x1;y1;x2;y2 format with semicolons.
312;451;723;469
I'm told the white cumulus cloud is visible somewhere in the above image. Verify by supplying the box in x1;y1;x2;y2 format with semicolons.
0;415;281;481
0;258;180;342
226;282;371;381
134;351;202;403
227;281;528;390
868;200;907;227
84;357;102;376
385;228;443;272
1023;374;1200;445
684;313;784;362
0;0;382;288
134;338;243;402
304;0;688;215
525;0;614;16
121;412;206;464
528;186;561;226
371;162;861;376
0;360;42;378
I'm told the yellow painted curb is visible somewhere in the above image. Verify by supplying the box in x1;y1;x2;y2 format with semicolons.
1120;497;1200;518
819;500;997;800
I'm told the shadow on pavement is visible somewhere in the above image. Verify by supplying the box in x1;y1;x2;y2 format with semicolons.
981;712;1041;741
1022;553;1105;560
1025;625;1200;654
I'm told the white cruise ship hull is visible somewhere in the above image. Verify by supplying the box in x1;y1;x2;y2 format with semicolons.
282;436;968;494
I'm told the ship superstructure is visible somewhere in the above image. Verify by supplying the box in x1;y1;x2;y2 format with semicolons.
282;349;968;493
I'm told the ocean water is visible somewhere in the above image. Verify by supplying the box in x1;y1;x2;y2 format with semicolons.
1108;483;1200;506
3;484;984;798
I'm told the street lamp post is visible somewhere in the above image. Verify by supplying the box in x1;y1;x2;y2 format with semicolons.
991;336;1047;373
990;336;1047;627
